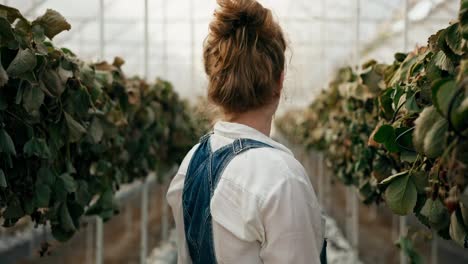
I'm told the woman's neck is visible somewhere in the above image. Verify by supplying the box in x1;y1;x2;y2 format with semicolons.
224;107;275;137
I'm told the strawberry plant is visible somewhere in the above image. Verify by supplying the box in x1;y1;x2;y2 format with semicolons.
0;5;200;242
277;0;468;246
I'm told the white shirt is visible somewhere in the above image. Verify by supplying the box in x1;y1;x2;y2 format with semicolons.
167;121;324;264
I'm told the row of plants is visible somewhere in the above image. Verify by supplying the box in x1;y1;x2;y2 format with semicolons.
277;0;468;248
0;5;200;242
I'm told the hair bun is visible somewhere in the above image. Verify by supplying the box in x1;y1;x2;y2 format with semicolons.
211;0;268;38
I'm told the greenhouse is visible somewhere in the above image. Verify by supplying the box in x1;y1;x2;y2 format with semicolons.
0;0;467;263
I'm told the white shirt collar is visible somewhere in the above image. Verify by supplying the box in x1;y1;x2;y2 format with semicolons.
213;121;294;156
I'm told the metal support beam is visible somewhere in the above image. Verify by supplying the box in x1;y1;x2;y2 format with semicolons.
99;0;105;60
144;0;149;80
162;0;168;77
95;217;103;264
140;180;149;264
190;0;196;92
349;1;360;262
400;1;409;264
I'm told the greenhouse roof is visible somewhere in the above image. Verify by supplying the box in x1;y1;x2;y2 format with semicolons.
9;0;459;108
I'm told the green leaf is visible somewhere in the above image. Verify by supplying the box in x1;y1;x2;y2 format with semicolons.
374;125;393;143
37;167;56;186
423;119;448;159
420;198;450;230
6;49;37;78
32;9;71;40
384;172;417;215
64;112;86;143
3;197;24;219
59;173;77;193
0;52;8;87
0;129;16;155
432;79;457;117
0;17;18;49
22;85;44;113
373;125;399;152
23;137;51;159
76;180;91;207
51;224;74;242
59;202;76;232
404;92;420;113
35;184;51;207
413;106;443;155
460;0;468;39
445;23;464;56
412;171;428;194
452;97;468;132
0;169;6;187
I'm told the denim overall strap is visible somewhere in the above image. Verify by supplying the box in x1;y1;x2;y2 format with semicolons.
182;135;272;264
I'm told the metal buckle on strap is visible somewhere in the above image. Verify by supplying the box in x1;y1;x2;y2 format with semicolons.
232;138;243;154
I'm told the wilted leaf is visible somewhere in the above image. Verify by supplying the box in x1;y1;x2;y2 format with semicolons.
385;172;417;215
413;106;443;154
449;211;468;248
0;129;16;155
32;9;71;39
89;117;104;143
0;4;25;23
0;169;6;187
423;119;448;159
433;51;454;72
42;68;64;97
6;49;37;78
22;85;44;113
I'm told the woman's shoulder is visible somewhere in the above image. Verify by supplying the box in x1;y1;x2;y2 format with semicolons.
220;147;312;201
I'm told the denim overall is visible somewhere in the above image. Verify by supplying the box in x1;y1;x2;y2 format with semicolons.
182;133;327;264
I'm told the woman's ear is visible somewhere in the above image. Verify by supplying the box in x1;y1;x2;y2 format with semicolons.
275;71;285;97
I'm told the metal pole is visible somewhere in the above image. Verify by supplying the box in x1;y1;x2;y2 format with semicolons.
318;153;324;205
140;180;149;264
96;216;103;264
144;0;149;80
96;2;105;261
99;0;105;60
349;0;360;261
190;0;196;92
86;219;93;264
162;0;168;77
400;1;409;264
431;232;438;264
161;180;169;241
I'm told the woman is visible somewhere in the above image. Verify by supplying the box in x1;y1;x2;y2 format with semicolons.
167;0;326;263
